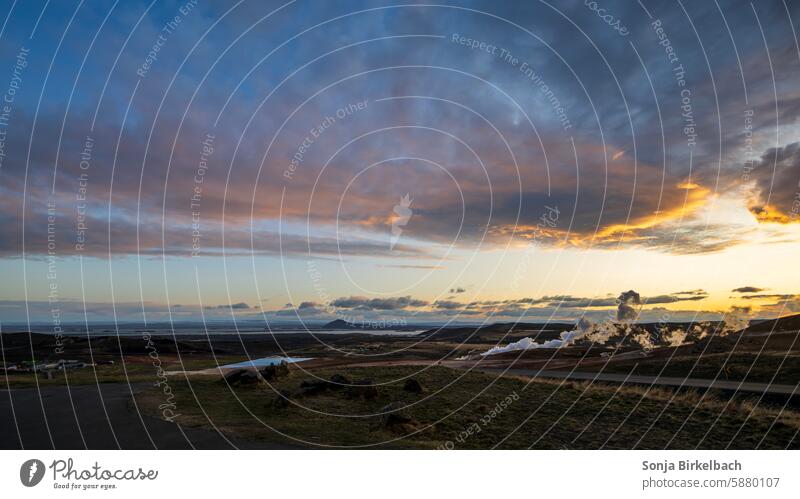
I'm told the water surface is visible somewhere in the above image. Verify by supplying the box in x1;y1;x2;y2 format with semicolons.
220;356;312;369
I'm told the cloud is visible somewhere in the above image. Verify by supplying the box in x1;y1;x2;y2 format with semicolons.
644;293;708;304
3;1;800;331
1;286;781;324
745;142;800;224
738;294;795;301
433;300;464;310
330;296;429;310
0;300;244;323
492;290;707;310
379;264;445;270
732;286;766;293
1;1;798;262
532;296;618;308
316;290;713;318
206;302;251;310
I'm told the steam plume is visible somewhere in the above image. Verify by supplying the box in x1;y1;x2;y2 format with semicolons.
480;317;618;356
478;289;753;357
617;290;641;321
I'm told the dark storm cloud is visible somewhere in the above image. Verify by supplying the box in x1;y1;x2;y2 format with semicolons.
745;142;800;223
0;199;432;259
1;0;799;261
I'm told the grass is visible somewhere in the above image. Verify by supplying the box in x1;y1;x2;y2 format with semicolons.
0;354;243;388
592;352;800;384
135;365;800;449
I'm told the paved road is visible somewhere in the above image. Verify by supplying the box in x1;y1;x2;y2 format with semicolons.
479;368;800;396
0;383;291;449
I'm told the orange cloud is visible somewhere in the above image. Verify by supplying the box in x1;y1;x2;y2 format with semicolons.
748;204;794;224
581;182;711;243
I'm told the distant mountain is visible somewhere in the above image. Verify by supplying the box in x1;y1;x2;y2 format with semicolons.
322;319;362;329
320;319;420;330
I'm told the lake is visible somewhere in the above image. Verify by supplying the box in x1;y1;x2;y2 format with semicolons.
220;356;313;369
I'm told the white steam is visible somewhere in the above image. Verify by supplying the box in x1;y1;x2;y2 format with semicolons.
631;329;657;350
480;318;617;356
478;289;752;357
688;307;751;340
662;327;687;347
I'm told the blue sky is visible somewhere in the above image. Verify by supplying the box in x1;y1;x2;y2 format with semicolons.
1;0;799;324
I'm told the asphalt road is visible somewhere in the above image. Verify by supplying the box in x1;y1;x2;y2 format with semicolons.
480;368;800;396
0;383;286;449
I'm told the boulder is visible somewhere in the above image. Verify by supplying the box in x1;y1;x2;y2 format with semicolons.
237;371;261;385
346;379;379;400
300;379;329;396
378;402;419;432
403;378;424;394
259;362;289;381
271;389;292;409
329;373;351;389
223;369;260;386
223;369;247;384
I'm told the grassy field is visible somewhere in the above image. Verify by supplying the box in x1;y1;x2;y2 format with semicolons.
136;365;800;449
0;354;243;388
588;352;800;384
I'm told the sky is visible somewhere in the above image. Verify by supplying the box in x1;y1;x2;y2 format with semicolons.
0;0;799;326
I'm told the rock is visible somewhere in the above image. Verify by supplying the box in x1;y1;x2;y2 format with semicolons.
300;379;329;396
346;378;379;400
259;362;289;381
271;389;292;409
378;402;418;432
223;369;247;384
329;373;351;389
223;369;260;386
403;378;424;394
238;371;260;385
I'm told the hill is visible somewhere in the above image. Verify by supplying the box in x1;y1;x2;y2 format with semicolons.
747;313;800;333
